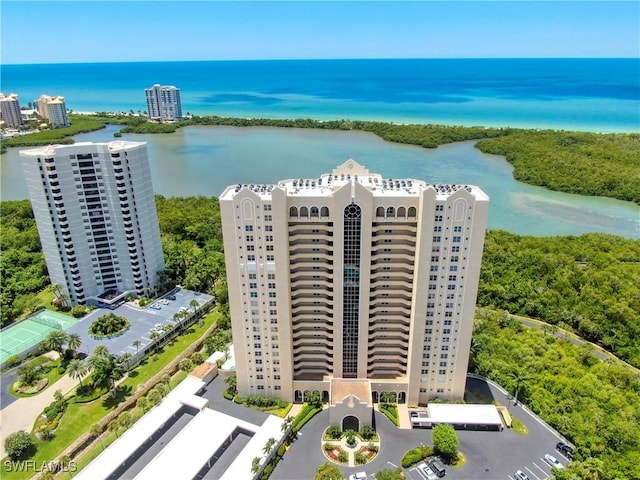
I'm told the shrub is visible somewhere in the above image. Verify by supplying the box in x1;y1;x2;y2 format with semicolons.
326;424;342;440
39;429;55;441
337;451;348;463
4;431;36;460
360;423;376;440
88;313;130;338
6;354;20;368
401;445;434;468
355;452;367;465
323;442;334;452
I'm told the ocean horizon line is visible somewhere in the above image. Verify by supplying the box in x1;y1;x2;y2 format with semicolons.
2;56;639;67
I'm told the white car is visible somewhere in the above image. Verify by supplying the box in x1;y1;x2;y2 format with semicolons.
418;463;438;480
348;473;366;480
515;470;531;480
544;453;565;469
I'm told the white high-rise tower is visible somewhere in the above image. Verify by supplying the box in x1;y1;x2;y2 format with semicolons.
20;141;165;306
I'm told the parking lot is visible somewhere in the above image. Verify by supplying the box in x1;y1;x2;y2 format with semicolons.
272;376;572;480
64;288;214;358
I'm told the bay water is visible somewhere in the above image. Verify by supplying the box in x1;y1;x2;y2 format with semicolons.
2;124;638;238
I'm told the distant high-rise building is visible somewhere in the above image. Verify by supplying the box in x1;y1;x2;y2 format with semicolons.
0;93;24;127
145;84;182;122
220;160;489;405
36;95;69;127
20;141;165;306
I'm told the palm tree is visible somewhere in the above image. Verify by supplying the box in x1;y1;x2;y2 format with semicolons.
118;352;132;371
44;330;68;356
149;331;160;353
66;358;89;387
92;354;123;398
510;366;532;406
251;457;261;475
263;437;276;455
132;340;142;356
67;333;82;357
189;299;199;314
89;345;111;366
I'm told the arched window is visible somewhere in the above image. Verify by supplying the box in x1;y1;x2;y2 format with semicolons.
397;206;406;218
289;206;298;217
320;206;329;217
376;206;384;218
386;206;395;218
408;206;417;218
300;206;309;217
310;206;319;217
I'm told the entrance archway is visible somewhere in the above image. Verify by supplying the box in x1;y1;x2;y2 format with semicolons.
342;415;359;432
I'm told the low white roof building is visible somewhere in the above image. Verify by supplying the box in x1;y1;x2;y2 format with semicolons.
415;403;503;428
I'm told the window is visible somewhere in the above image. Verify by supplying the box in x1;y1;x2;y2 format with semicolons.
435;205;444;211
430;265;438;272
264;204;272;211
268;273;275;280
447;284;456;290
454;225;462;232
249;282;257;289
265;226;273;232
450;265;458;272
433;236;441;242
264;215;272;221
434;226;442;232
451;246;460;253
267;255;275;261
248;255;256;261
245;225;253;232
453;236;461;243
429;274;438;281
450;256;459;262
246;235;254;242
266;245;274;251
431;256;439;262
448;275;457;281
249;273;257;279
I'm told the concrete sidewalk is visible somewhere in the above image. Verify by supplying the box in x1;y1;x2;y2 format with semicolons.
0;374;79;458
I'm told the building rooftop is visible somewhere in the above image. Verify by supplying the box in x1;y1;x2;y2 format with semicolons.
220;159;488;201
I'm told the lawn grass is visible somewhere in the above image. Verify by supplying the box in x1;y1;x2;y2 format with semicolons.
1;309;220;479
511;415;529;435
120;310;218;391
9;358;66;398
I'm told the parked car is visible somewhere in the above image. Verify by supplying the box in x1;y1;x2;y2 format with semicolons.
544;453;565;469
556;442;575;460
418;462;438;480
428;458;446;477
515;470;531;480
166;294;176;301
348;472;366;480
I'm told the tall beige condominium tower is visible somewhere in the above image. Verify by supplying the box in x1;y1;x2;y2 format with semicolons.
36;95;69;127
220;160;489;405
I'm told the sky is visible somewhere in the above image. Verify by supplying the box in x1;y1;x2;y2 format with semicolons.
1;1;639;64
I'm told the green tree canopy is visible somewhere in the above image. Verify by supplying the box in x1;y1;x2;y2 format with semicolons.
432;424;459;461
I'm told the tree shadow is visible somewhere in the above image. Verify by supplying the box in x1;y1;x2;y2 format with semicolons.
127;370;139;378
102;384;133;409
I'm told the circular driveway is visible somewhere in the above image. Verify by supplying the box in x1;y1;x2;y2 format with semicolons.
271;375;569;480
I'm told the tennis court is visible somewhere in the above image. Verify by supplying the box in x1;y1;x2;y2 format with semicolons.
0;309;80;365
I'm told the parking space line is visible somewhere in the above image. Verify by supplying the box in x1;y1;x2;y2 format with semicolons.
534;461;549;476
507;475;515;480
525;466;542;480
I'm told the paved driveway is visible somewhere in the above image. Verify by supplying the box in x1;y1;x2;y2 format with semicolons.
271;375;568;480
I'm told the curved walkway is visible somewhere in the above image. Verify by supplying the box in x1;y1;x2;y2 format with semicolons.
0;373;80;458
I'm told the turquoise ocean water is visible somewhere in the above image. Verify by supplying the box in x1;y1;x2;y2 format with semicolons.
2;59;639;237
2;58;639;132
